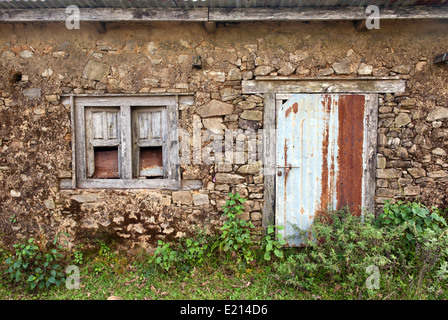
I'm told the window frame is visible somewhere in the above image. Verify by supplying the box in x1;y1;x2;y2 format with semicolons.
70;95;181;190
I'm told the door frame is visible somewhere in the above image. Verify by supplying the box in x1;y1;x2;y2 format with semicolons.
241;77;406;231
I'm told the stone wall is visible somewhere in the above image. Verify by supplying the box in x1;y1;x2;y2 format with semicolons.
0;20;447;251
376;92;448;211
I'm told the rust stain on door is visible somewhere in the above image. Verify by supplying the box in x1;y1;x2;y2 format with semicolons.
336;95;365;216
317;95;334;219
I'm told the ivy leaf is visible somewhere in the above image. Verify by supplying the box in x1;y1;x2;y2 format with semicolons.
412;206;428;218
431;212;441;221
274;249;283;258
416;224;423;233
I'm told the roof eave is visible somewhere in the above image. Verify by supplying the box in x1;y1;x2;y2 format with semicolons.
1;5;448;22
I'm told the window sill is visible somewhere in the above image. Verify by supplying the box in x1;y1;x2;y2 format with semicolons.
59;178;180;190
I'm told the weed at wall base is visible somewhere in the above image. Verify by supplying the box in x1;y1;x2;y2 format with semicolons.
272;203;448;299
2;234;68;290
148;193;288;273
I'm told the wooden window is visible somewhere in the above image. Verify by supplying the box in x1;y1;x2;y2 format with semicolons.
69;95;185;189
132;107;165;179
85;108;121;178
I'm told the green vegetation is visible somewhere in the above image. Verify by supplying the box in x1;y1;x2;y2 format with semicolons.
0;197;447;300
273;203;448;299
378;200;447;245
211;192;256;265
3;234;67;290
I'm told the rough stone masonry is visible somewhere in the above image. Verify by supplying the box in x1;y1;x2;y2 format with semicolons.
0;19;447;252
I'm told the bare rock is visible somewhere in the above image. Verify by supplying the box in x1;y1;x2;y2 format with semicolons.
237;161;262;175
202;118;226;135
316;68;334;76
10;190;21;198
357;63;373;76
240;110;262;121
427;170;448;178
220;88;240;102
196;100;234;118
227;68;242;81
237;101;256;110
216;163;233;172
391;65;411;75
172;191;192;205
19;50;33;59
395;113;411;128
407;168;426;178
23;88;41;99
377;155;386;169
376;169;402;179
415;61;427;72
71;194;98;203
277;62;296;76
82;61;110;81
254;66;274;76
238;118;261;130
427;107;448;122
215;173;245;184
432;147;447;156
332;57;355;75
404;186;421;196
193;193;209;206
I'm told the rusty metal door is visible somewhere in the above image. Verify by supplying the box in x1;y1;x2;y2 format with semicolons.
276;94;368;246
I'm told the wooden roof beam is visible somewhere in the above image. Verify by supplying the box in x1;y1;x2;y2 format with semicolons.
1;6;448;22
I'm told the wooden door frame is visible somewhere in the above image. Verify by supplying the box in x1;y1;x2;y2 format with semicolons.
240;77;406;230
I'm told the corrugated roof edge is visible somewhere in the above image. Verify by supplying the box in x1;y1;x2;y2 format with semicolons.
0;0;448;9
2;5;448;22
